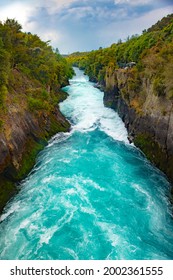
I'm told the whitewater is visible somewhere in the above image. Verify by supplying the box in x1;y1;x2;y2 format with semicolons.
0;68;173;259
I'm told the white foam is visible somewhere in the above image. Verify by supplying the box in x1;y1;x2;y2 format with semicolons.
80;206;96;215
83;178;105;192
62;247;79;259
42;175;56;184
97;221;121;247
39;225;58;245
60;69;130;144
131;183;154;211
47;132;72;147
100;110;129;143
0;201;21;222
132;183;151;199
19;218;30;229
39;210;76;245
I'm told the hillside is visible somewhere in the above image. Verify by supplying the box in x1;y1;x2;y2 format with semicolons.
0;19;74;212
67;14;173;186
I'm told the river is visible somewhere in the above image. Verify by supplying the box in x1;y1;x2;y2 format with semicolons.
0;68;173;259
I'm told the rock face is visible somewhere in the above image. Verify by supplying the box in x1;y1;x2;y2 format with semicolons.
0;71;70;212
0;108;69;179
103;67;173;184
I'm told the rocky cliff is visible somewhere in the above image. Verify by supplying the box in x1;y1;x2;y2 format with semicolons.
0;69;70;212
68;14;173;190
103;66;173;185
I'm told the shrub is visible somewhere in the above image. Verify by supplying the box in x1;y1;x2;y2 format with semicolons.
28;97;46;111
41;89;49;100
0;119;4;130
153;77;166;96
0;85;8;107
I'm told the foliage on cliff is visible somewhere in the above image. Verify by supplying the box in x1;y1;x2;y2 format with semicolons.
67;14;173;100
0;19;74;211
0;19;74;118
67;13;173;187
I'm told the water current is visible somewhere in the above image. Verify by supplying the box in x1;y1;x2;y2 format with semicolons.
0;68;173;260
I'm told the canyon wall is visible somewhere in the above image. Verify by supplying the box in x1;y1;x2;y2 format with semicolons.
0;69;70;212
104;67;173;185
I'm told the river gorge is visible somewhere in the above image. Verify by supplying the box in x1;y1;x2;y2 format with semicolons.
0;68;173;260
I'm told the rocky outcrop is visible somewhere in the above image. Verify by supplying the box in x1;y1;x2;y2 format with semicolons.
103;67;173;184
0;70;70;212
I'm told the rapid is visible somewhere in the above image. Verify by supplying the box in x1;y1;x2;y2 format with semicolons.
0;68;173;260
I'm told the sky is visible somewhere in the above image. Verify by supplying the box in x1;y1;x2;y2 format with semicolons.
0;0;172;54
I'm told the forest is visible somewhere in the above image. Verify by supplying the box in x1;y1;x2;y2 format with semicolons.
67;14;173;184
0;19;74;211
67;14;173;101
0;18;74;128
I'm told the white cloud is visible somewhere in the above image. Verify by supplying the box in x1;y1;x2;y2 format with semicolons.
0;2;36;29
0;0;172;53
59;5;95;21
99;5;173;46
41;0;79;15
114;0;152;5
0;0;79;25
40;30;62;45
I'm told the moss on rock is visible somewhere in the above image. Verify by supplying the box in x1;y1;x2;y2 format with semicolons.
134;133;168;175
0;175;17;213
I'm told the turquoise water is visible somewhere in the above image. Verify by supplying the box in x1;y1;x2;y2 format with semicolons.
0;68;173;260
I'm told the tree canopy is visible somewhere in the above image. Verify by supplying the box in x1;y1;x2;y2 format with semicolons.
0;18;74;112
67;14;173;99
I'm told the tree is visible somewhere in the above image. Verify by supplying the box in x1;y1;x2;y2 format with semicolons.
4;18;22;33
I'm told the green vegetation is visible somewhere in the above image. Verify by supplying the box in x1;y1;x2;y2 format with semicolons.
67;14;173;188
67;14;173;100
0;19;74;212
13;139;45;180
0;175;17;213
0;18;74;117
134;133;168;175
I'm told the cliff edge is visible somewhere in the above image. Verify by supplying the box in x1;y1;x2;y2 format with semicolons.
0;19;73;212
104;66;173;185
0;68;70;212
68;14;173;186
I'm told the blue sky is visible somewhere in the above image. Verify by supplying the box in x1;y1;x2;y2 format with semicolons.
0;0;172;53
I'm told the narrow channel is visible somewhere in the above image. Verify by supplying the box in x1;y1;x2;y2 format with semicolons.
0;68;173;260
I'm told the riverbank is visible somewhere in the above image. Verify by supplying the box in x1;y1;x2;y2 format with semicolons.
67;14;173;188
0;72;70;213
0;19;75;213
102;67;173;191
